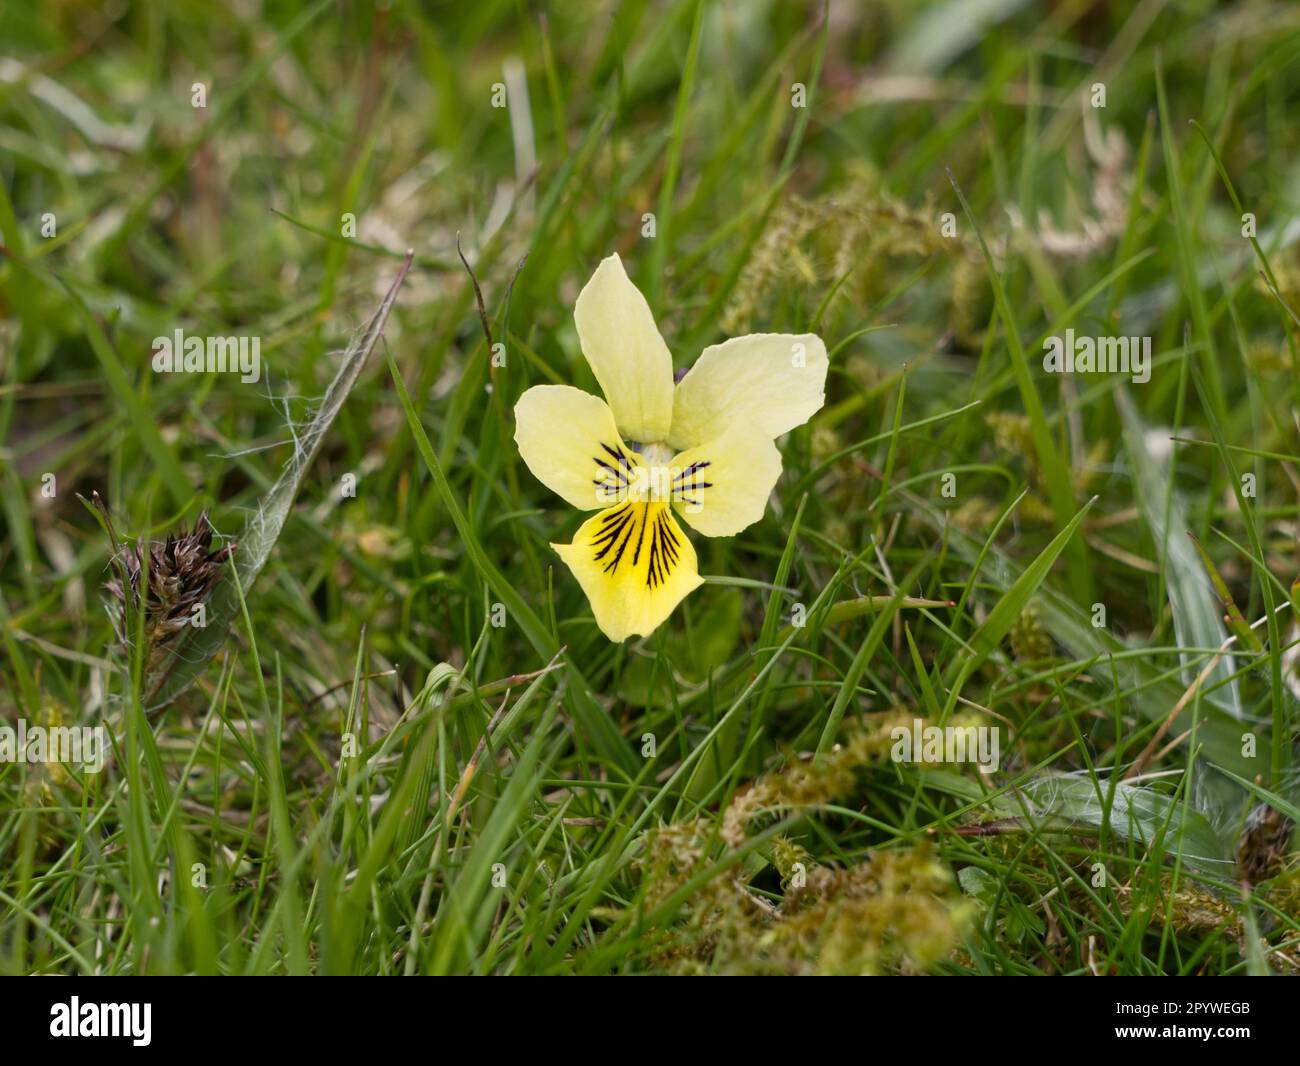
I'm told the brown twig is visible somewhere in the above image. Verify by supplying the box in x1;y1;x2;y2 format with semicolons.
455;233;528;375
456;232;495;353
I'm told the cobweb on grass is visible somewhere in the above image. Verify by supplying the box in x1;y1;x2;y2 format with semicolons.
142;257;412;711
1016;771;1234;880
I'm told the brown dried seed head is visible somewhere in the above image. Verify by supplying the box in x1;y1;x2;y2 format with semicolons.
105;510;235;654
1236;803;1295;887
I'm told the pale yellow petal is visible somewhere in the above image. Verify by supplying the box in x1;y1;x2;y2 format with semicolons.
667;333;828;451
514;385;641;510
574;254;675;443
669;424;783;538
553;502;703;641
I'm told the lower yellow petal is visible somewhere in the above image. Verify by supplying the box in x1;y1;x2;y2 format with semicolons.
669;424;782;538
553;502;703;642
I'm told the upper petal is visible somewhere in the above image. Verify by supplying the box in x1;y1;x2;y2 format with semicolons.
667;333;828;451
574;254;675;444
553;502;704;642
670;423;783;538
514;384;641;510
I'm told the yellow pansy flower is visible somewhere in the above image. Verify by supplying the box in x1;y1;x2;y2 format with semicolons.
515;253;828;642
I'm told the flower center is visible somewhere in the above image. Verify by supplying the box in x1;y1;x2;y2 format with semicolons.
594;440;711;508
623;441;675;502
632;441;675;466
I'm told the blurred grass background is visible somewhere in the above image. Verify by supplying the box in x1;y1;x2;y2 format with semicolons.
1;0;1299;974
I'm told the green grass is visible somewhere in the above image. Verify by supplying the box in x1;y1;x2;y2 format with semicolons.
1;0;1299;976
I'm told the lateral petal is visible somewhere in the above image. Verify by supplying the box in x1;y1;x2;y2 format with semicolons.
514;384;640;510
670;424;783;538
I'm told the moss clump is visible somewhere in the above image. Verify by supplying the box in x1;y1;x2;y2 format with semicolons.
1009;604;1053;664
721;709;912;845
636;711;970;974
